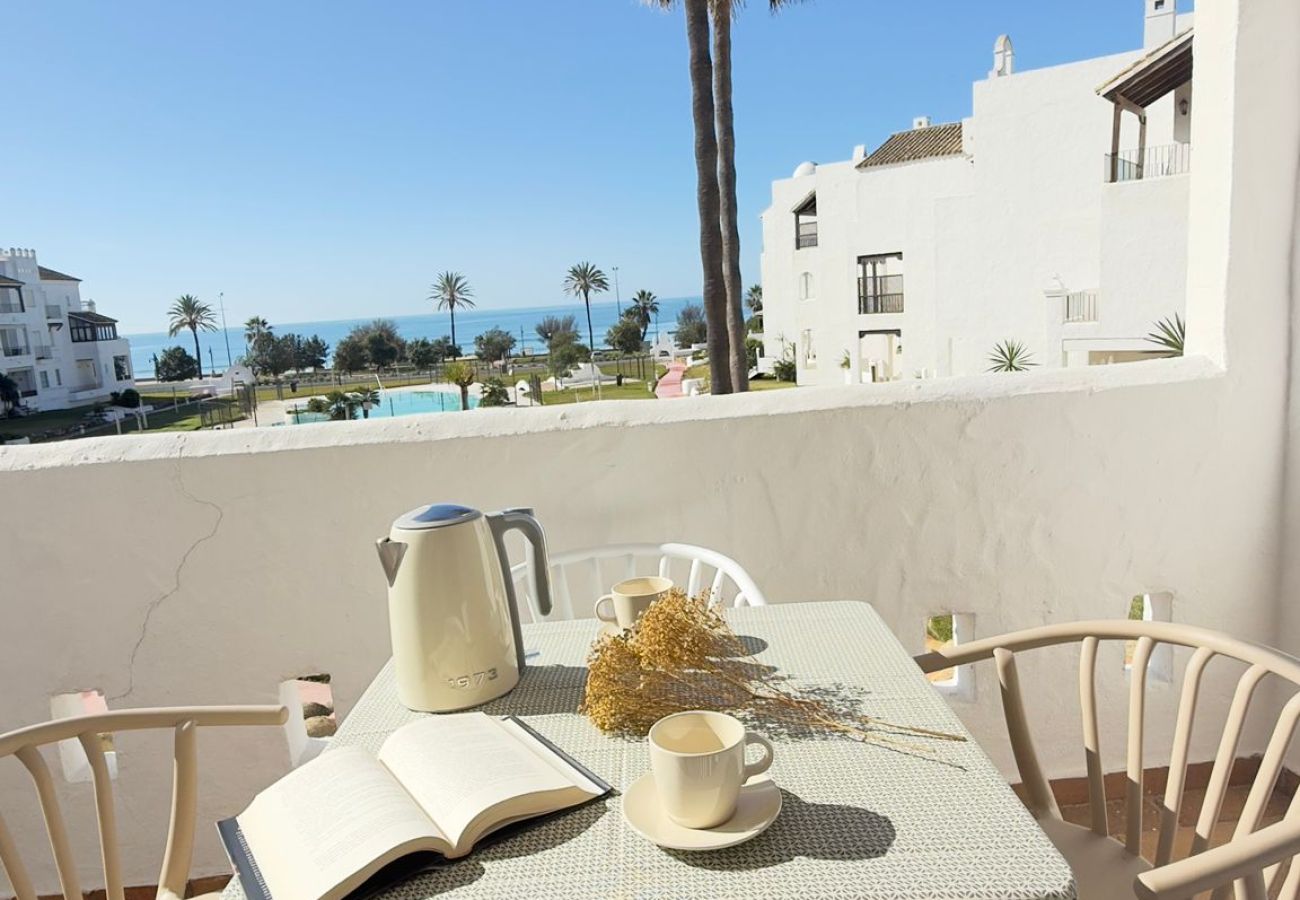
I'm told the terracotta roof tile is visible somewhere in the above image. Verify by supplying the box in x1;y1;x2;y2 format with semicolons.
38;265;81;282
858;122;964;169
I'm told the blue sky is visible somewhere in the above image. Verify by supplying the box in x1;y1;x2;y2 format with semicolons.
4;1;1179;333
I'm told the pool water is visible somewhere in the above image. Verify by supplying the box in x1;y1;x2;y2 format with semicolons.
287;390;477;423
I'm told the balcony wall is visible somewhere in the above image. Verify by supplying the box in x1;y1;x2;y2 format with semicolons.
0;0;1297;894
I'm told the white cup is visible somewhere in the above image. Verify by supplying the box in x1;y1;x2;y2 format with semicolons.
594;575;673;629
648;710;774;829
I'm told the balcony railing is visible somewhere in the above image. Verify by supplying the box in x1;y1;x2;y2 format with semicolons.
1104;142;1192;183
858;274;905;314
2;345;30;358
33;344;54;360
796;222;819;249
1064;290;1098;323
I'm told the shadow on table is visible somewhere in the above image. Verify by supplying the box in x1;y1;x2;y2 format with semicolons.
481;664;589;716
667;790;895;871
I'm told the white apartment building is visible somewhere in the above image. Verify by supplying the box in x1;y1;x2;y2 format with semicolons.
760;1;1194;386
0;247;134;410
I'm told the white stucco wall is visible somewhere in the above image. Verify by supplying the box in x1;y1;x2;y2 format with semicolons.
761;11;1192;384
1;0;1297;894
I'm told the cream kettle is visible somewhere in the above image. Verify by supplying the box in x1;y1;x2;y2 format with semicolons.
375;504;552;712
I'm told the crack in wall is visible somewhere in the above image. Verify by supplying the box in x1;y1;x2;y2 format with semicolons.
108;450;224;703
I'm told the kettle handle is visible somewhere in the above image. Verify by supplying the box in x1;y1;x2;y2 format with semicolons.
486;508;553;672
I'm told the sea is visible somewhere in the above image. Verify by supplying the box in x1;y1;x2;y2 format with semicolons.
124;297;697;379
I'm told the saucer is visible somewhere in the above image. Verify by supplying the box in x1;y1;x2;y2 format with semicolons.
621;772;782;851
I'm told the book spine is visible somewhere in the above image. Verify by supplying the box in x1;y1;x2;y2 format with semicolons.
217;817;273;900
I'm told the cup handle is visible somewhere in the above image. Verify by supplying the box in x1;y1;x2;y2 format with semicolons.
742;732;774;780
594;594;617;623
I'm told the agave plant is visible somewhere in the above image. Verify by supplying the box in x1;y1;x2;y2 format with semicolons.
987;340;1037;373
1146;313;1185;356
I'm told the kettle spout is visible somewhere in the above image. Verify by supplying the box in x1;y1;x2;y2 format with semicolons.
375;538;407;588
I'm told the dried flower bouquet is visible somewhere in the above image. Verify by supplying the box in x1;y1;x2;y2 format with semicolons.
580;589;965;756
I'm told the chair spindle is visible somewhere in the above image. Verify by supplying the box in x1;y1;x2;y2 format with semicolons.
995;648;1060;820
158;721;199;899
1079;636;1108;837
1156;646;1216;866
78;731;124;900
1194;665;1269;857
0;809;37;900
1127;636;1156;855
15;745;81;900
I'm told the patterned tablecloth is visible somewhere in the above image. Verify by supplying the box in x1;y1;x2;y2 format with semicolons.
224;601;1076;900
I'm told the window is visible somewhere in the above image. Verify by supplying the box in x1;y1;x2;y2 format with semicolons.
114;355;130;381
794;194;818;248
858;253;905;314
55;368;62;386
799;272;815;301
39;371;49;389
801;329;817;367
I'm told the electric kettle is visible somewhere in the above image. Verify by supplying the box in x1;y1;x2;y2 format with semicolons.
375;504;552;712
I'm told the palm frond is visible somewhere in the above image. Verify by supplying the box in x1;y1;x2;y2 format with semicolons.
1146;313;1185;355
986;339;1037;373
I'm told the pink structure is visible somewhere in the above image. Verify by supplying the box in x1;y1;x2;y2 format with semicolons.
655;361;687;399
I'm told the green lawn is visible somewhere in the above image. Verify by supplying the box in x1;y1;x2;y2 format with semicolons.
1;394;245;442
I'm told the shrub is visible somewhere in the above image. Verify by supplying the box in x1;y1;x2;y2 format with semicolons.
479;377;510;407
773;358;797;382
113;388;141;409
155;346;199;382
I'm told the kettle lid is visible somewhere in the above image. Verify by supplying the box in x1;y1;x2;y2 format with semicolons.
394;503;483;531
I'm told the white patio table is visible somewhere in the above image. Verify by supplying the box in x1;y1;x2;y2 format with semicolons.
223;601;1076;900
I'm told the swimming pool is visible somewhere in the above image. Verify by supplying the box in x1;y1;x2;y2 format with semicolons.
286;389;477;424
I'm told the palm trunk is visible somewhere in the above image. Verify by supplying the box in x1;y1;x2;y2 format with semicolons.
191;326;203;378
684;0;732;394
450;308;457;351
712;2;748;392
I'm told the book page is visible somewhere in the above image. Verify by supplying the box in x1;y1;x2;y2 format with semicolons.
238;746;445;900
377;713;578;850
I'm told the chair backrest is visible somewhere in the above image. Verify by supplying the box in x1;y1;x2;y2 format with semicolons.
915;621;1300;900
511;542;767;621
0;705;287;900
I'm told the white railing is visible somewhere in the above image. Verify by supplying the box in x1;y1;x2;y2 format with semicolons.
1064;290;1098;323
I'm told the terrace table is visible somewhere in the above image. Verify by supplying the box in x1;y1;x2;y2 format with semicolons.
223;601;1075;900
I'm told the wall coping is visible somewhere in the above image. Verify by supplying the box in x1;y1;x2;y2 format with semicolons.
0;355;1221;471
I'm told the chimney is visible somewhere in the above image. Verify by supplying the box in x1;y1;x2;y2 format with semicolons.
86;299;96;313
912;116;931;130
1144;0;1176;48
990;34;1014;77
852;144;867;163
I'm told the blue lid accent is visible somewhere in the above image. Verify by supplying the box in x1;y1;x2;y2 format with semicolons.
394;503;483;530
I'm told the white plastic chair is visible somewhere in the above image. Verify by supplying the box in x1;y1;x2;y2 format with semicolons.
512;542;767;622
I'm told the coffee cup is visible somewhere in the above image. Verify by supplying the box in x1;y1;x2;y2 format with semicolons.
594;575;673;629
648;710;774;829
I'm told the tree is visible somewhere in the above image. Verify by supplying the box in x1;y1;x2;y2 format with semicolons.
332;336;367;375
365;330;400;372
429;272;476;348
431;336;461;361
407;337;438;376
479;377;510;407
298;335;329;371
535;314;579;345
247;331;295;378
546;332;588;388
607;315;645;357
0;372;20;415
1146;313;1185;356
325;390;358;421
155;346;200;381
244;316;271;348
987;340;1037;373
562;262;610;364
443;361;476;411
675;303;708;348
474;327;517;369
353;387;380;418
627;290;659;341
745;283;763;332
167;294;217;378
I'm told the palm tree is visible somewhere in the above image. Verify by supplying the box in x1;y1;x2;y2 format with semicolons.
987;340;1037;373
244;316;271;348
1146;313;1185;356
745;284;763;314
429;272;476;348
443;361;477;411
167;294;217;378
562;261;610;374
628;290;659;341
353;387;380;418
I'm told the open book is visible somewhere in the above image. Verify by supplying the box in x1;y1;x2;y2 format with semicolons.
218;713;610;900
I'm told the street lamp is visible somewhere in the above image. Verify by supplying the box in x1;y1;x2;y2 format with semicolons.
218;291;233;370
613;266;621;315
